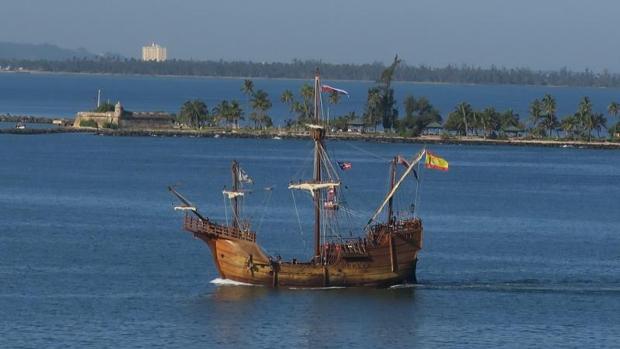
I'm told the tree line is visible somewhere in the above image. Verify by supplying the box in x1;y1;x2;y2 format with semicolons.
441;96;619;141
177;79;273;129
4;57;620;87
177;73;620;142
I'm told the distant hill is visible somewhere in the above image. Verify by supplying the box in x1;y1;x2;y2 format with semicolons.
0;42;96;60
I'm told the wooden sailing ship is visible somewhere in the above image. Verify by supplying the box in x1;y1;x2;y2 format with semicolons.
170;72;437;288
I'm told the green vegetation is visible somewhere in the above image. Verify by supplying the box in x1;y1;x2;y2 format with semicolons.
102;121;118;129
5;57;620;88
378;55;400;131
238;79;273;128
178;100;209;128
79;119;98;128
249;89;273;128
396;95;441;136
212;100;244;128
0;114;58;124
276;83;315;126
329;112;358;132
608;102;620;138
93;102;115;113
171;71;619;144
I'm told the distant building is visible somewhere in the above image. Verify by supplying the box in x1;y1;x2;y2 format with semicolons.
74;101;175;129
347;119;366;133
423;121;444;135
142;43;167;62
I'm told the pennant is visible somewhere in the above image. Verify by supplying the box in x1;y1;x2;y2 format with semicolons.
396;155;418;180
321;84;350;97
425;152;449;171
396;155;410;168
238;167;254;184
337;161;352;171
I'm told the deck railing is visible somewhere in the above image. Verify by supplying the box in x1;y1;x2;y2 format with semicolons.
183;216;256;242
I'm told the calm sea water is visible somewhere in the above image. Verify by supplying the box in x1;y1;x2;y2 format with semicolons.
1;72;620;126
0;133;619;348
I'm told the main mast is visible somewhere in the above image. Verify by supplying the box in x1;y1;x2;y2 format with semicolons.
312;70;324;258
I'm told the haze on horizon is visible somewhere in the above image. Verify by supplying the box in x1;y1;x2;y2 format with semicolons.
1;0;619;72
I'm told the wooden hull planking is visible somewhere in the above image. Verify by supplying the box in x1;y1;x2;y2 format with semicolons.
188;216;423;288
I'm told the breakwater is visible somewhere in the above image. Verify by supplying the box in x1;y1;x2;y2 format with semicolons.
3;126;619;150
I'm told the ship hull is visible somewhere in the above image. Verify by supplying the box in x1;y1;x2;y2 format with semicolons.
190;218;423;288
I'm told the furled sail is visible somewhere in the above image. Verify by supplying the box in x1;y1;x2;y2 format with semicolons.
305;123;325;130
222;190;245;199
288;181;340;197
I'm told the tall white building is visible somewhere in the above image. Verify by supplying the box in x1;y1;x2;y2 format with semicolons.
142;43;167;62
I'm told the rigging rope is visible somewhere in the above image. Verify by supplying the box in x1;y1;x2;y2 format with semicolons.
291;190;307;250
342;141;390;162
256;187;273;232
222;193;229;226
414;159;422;218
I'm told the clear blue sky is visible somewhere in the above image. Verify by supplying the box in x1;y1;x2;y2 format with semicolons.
1;0;619;71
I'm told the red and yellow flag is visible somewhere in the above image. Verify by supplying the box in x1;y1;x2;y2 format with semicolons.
425;152;449;171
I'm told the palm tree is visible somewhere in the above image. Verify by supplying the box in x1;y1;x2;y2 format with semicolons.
445;102;472;136
608;101;619;137
528;98;543;137
500;109;520;130
480;107;500;138
280;89;294;107
541;94;558;137
576;96;594;142
212;100;230;127
250;89;272;129
229;100;244;129
456;102;473;137
561;115;578;139
593;113;607;138
607;101;619;119
299;83;314;121
241;79;254;97
179;99;208;128
363;87;383;131
241;79;255;116
327;90;341;120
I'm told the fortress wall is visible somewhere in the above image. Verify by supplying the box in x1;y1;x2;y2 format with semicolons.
73;111;118;128
119;116;175;129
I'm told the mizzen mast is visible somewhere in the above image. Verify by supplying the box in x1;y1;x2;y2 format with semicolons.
387;156;397;225
231;160;240;228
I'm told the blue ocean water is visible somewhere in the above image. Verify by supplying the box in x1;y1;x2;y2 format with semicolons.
1;72;620;126
0;133;619;348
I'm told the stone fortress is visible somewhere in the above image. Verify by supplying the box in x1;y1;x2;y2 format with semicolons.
73;102;175;129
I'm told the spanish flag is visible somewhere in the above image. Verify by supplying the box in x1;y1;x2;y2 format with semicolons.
425;152;449;171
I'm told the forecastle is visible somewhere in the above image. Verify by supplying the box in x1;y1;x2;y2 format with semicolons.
73;102;175;129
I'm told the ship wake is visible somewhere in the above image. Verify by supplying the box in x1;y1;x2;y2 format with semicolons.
210;278;260;287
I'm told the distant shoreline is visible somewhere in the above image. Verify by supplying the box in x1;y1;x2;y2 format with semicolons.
0;69;613;90
0;70;485;87
4;57;620;88
2;126;618;150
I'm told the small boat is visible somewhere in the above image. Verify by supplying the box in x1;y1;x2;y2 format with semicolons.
213;134;221;138
273;136;282;140
15;122;25;130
